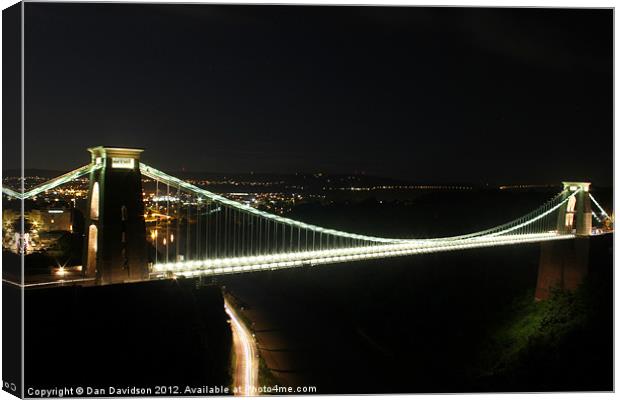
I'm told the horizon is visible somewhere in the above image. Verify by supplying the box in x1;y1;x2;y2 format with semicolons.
6;166;611;189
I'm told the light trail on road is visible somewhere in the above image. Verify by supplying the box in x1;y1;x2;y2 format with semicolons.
225;298;259;396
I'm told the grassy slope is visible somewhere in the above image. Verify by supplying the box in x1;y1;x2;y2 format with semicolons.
472;271;612;391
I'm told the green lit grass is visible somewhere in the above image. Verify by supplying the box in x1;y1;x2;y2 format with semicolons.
469;270;614;392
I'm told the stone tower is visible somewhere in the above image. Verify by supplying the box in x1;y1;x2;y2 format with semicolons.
83;146;149;284
535;182;592;300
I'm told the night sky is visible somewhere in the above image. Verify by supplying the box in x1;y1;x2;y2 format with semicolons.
18;4;613;185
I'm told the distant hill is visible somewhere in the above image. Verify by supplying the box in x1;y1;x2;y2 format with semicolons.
5;169;67;179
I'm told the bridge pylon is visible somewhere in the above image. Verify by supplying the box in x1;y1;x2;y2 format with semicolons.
536;181;592;300
556;182;592;236
83;146;149;285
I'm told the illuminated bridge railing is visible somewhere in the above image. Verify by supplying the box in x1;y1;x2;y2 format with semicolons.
153;233;574;278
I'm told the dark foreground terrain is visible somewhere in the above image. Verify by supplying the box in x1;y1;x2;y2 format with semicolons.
25;280;232;391
222;233;612;393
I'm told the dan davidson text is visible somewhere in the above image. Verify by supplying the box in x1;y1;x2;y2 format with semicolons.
26;385;230;397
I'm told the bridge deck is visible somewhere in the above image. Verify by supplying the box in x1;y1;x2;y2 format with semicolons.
151;232;576;279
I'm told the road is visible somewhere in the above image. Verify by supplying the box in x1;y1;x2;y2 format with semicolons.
222;277;384;392
225;298;259;396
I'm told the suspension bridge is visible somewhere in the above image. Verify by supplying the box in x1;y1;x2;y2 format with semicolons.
2;146;612;290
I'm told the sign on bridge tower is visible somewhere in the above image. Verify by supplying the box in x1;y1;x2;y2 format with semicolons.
83;146;149;284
